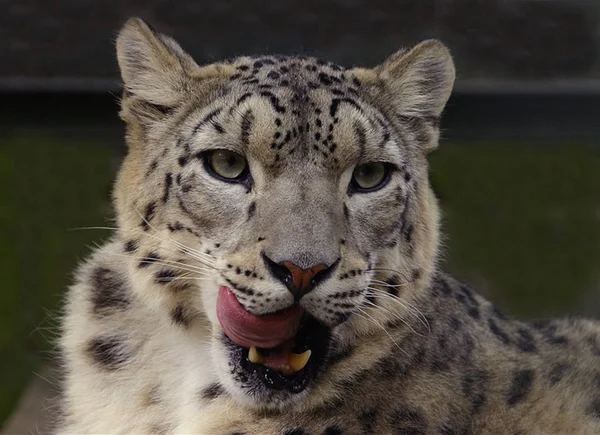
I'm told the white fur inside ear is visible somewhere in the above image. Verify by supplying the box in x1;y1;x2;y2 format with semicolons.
116;18;196;107
377;40;455;118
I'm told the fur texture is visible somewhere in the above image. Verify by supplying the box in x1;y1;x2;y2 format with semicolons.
57;18;600;434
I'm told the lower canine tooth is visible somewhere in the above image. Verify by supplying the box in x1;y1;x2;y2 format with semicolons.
289;349;312;371
248;346;264;364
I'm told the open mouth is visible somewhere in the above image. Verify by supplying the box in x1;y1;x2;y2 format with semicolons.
217;286;331;393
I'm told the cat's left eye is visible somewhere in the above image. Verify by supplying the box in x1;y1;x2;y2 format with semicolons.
350;162;390;192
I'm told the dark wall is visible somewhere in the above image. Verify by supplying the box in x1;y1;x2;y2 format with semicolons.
3;0;600;92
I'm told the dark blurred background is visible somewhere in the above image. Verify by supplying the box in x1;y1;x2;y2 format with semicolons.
2;1;600;432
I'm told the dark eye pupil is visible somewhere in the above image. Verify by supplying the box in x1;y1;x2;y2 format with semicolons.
226;155;237;167
359;165;375;177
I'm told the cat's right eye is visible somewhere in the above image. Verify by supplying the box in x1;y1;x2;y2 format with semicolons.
204;150;249;182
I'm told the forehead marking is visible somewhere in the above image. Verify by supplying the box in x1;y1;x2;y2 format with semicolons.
192;107;223;135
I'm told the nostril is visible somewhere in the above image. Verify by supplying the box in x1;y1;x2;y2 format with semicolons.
261;251;293;288
310;258;340;289
261;251;340;298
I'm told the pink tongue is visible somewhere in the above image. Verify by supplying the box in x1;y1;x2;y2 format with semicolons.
217;286;303;349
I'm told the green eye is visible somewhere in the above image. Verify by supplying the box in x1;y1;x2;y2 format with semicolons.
207;150;248;180
351;162;389;191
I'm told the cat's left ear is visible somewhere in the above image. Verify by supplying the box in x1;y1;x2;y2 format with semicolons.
350;40;455;153
375;40;455;119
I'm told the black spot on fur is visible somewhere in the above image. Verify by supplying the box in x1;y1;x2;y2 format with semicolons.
492;305;507;320
240;109;254;145
171;304;192;328
358;409;377;434
124;240;137;253
138;251;160;268
448;316;461;330
329;98;363;118
193;108;223;134
225;278;262;297
532;320;568;346
145;159;159;177
259;91;286;113
282;429;310;435
467;307;480;320
588;398;600;420
461;369;488;413
439;425;457;435
515;328;537;353
178;155;189;166
90;267;129;315
507;369;534;407
403;225;414;244
155;269;178;284
267;70;280;80
354;123;366;154
548;362;569;386
162;173;173;204
459;284;478;306
343;204;350;220
389;408;426;435
488;318;511;345
376;354;409;379
200;382;224;400
236;92;253;106
247;202;256;220
324;427;343;435
87;337;130;370
141;201;156;231
167;221;184;232
213;122;225;134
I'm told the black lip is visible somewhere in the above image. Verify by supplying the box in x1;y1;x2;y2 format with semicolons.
223;315;331;394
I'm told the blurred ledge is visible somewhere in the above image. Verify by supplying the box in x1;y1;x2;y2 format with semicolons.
2;92;600;142
3;77;600;96
1;368;56;435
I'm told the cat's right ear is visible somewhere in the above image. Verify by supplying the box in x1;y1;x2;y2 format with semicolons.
116;18;234;126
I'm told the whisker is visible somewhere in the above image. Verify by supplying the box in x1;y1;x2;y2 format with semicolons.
73;225;217;268
130;207;217;264
366;287;430;333
369;267;411;280
363;293;428;338
106;251;216;276
353;308;410;358
370;279;411;288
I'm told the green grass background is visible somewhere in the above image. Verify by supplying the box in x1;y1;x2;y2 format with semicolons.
1;136;599;424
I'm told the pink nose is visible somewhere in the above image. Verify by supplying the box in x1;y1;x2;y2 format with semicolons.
280;261;328;296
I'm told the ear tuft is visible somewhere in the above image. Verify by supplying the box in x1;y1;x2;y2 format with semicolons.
376;40;455;119
116;18;198;109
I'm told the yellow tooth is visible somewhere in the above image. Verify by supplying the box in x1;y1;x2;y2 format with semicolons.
248;346;264;364
289;349;311;372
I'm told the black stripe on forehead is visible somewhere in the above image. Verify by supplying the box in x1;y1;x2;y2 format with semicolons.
353;122;367;157
239;109;254;145
329;97;364;118
192;107;223;134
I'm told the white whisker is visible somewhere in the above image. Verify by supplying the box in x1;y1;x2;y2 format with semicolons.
131;207;217;264
353;308;410;358
363;293;428;338
72;225;217;268
105;250;216;276
366;287;431;334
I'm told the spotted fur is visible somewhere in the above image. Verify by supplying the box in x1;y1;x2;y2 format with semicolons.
57;18;600;434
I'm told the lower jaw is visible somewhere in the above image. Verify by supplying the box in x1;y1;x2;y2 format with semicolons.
223;316;331;395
